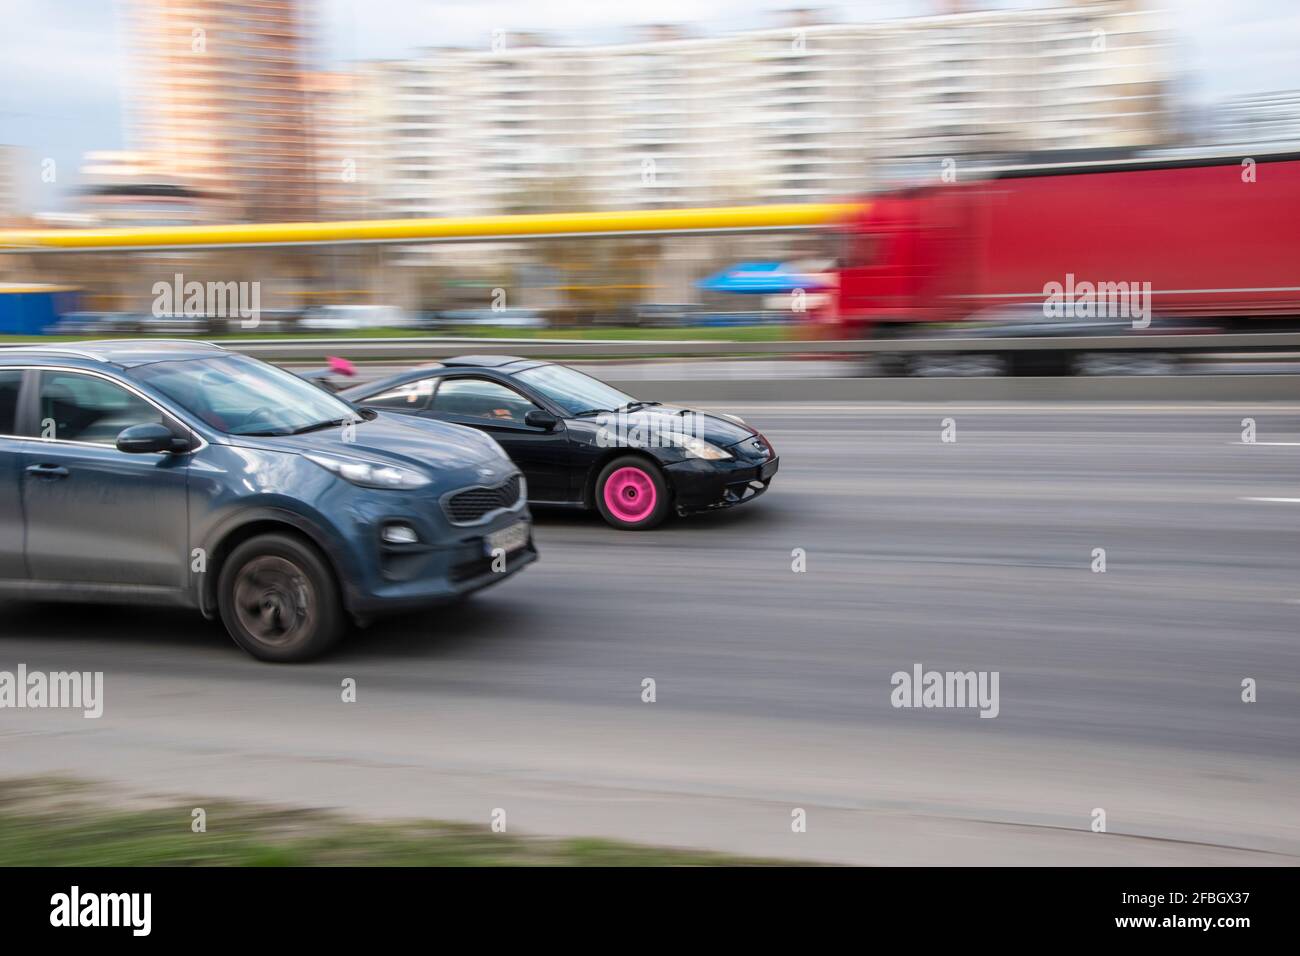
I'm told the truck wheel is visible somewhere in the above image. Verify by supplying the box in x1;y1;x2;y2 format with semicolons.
1073;352;1178;376
875;353;909;377
909;353;1007;377
595;457;672;530
218;533;345;662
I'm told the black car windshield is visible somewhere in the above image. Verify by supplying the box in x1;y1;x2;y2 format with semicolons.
514;364;635;417
128;354;360;436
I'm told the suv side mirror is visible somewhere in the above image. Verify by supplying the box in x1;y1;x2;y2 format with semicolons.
524;409;558;431
117;422;189;454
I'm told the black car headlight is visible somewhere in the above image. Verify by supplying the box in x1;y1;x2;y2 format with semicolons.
666;434;733;461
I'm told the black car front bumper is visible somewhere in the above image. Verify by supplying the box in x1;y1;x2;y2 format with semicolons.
665;455;779;514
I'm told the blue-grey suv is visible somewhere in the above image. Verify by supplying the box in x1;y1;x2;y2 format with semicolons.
0;341;536;661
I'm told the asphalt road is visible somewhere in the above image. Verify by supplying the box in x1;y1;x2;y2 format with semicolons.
2;402;1298;864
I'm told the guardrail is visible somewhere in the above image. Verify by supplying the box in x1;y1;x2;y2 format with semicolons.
140;331;1300;362
4;332;1300;365
625;375;1300;403
2;335;1295;402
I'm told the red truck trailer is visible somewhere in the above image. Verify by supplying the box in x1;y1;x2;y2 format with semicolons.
829;150;1300;336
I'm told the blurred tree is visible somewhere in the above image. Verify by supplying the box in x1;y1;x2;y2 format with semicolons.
500;176;658;323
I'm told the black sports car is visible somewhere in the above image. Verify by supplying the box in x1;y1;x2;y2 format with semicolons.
337;356;778;529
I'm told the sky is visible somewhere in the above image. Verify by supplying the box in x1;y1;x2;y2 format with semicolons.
1;0;1298;211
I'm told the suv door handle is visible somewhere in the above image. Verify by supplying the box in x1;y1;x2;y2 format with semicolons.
25;464;69;479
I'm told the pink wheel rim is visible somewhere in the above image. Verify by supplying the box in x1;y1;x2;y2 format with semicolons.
603;466;657;523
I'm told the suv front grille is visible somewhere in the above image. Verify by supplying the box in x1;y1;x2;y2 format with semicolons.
443;474;523;524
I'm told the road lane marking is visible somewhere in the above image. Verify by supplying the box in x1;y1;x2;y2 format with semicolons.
1240;497;1300;503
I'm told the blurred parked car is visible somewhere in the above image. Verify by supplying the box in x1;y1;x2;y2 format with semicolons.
140;313;210;335
429;308;547;330
631;304;694;327
300;305;412;332
225;308;301;334
51;312;142;336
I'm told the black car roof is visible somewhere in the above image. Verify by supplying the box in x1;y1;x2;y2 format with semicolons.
338;356;551;400
409;355;549;375
440;354;533;368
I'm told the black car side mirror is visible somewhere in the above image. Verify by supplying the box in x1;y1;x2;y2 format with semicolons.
117;422;189;454
524;409;558;431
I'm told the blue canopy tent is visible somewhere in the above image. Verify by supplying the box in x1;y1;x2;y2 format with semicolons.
697;261;832;295
693;261;831;325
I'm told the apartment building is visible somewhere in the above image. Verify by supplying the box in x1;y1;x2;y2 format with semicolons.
130;0;316;221
77;150;219;227
306;70;374;220
0;146;22;227
351;2;1169;220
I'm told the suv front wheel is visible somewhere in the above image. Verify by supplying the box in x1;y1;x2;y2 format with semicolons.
217;533;345;662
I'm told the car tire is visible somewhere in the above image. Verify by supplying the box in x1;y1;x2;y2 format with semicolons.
217;533;345;662
1072;352;1178;376
908;352;1008;377
594;456;672;530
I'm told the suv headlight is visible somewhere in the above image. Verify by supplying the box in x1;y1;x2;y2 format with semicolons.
668;434;732;460
304;452;431;490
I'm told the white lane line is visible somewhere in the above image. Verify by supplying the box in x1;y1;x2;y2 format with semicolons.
1240;497;1300;503
1230;441;1300;446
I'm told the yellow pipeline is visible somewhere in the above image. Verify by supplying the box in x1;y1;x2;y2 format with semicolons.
0;203;862;252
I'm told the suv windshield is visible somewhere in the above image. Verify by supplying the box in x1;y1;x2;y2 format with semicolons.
514;364;635;417
128;354;359;436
